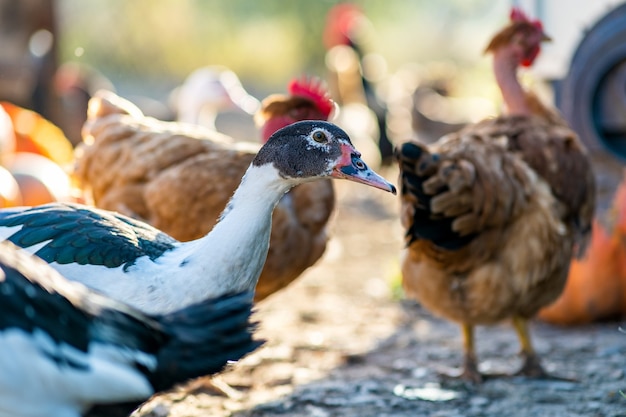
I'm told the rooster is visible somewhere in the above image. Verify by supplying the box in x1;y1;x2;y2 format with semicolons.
0;240;260;417
74;77;342;301
395;8;595;382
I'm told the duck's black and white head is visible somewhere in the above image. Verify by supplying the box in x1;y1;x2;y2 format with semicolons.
253;120;396;194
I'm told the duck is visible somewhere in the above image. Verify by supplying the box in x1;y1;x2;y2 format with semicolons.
0;121;396;314
0;239;261;417
74;77;340;302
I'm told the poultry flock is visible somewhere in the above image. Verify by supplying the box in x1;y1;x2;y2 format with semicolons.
0;4;624;415
0;106;396;416
396;8;595;382
73;77;339;302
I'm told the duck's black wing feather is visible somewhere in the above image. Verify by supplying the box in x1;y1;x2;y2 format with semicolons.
0;203;177;269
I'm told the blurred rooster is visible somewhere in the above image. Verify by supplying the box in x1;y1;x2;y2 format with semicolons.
323;2;393;165
74;77;335;302
395;8;595;382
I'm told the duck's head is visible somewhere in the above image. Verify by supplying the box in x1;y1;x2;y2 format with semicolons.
253;120;396;194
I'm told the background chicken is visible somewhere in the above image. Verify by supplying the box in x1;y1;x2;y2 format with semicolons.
395;8;595;382
74;77;335;302
173;66;259;126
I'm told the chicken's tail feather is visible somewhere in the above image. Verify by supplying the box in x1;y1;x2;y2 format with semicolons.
396;141;477;250
87;90;144;120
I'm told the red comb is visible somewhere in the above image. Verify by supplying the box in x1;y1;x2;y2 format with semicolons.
510;7;529;22
288;76;334;119
510;6;543;30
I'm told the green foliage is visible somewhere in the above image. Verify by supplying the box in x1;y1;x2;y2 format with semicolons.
57;0;334;84
55;0;506;93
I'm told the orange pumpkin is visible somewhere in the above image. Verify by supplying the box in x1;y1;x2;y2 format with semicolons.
0;165;22;208
5;152;72;206
0;105;16;166
1;102;75;166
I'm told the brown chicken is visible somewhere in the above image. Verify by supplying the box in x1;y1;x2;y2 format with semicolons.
74;76;335;301
395;8;595;382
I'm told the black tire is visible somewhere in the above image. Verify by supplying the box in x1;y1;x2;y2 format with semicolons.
559;3;626;160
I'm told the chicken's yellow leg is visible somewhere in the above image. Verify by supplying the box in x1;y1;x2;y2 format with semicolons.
460;322;483;383
512;316;547;377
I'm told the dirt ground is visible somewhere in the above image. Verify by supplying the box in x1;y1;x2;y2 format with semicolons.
135;159;626;417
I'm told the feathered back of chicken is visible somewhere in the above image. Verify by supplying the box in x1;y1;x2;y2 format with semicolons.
396;134;540;272
75;90;236;215
397;115;595;269
462;116;594;256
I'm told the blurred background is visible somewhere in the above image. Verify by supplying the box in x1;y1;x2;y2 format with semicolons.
1;0;626;206
0;0;510;143
51;0;506;97
3;0;626;150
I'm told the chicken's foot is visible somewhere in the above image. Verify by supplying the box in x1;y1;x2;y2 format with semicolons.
440;323;484;384
512;316;576;381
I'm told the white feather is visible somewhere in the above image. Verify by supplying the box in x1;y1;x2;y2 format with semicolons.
0;328;154;417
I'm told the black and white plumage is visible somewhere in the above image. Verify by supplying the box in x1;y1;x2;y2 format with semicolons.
0;240;261;417
0;121;396;314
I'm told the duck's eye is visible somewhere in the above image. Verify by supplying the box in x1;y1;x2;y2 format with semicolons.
312;130;327;143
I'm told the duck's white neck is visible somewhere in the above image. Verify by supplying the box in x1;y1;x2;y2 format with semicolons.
175;163;296;296
493;49;530;116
